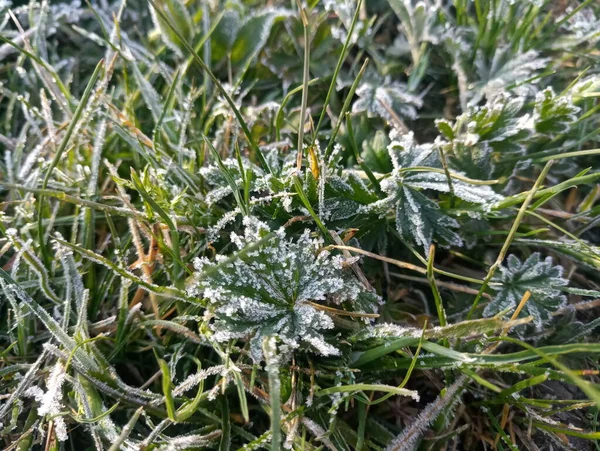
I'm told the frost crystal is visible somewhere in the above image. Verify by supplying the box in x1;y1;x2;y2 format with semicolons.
190;218;379;362
25;362;68;441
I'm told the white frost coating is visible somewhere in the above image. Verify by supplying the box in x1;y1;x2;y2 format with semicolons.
189;220;380;362
172;365;226;396
384;375;467;451
25;362;68;441
157;433;218;450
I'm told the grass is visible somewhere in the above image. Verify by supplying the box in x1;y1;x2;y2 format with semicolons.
1;0;600;450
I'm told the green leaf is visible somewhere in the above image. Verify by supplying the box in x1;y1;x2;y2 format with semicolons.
534;87;580;136
158;357;177;421
150;0;193;56
394;185;462;254
483;253;568;328
231;11;287;80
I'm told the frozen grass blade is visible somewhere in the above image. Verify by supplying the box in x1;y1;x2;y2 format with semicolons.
36;59;105;266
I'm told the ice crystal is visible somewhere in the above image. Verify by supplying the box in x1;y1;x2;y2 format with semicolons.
189;218;379;362
484;253;568;329
25;362;68;441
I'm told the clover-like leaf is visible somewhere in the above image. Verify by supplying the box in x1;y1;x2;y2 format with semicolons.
322;172;379;221
471;47;549;105
189;218;379;362
437;93;533;178
483;253;568;329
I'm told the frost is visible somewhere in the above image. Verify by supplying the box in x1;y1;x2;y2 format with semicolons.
324;0;363;44
366;132;504;253
172;365;226;396
26;362;68;441
384;375;467;451
471;48;549;105
190;221;379;362
483;253;568;329
556;7;600;47
532;88;580;136
353;75;423;121
437;93;533;179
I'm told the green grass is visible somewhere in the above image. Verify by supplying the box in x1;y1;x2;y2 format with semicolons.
1;0;600;450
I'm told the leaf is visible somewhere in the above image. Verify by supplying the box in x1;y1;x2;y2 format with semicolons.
322;173;378;221
471;47;549;104
189;224;379;362
360;130;392;173
230;11;288;79
158;358;177;421
394;185;462;254
353;72;423;121
405;171;502;206
437;93;533;178
211;10;242;61
483;253;568;328
533;88;580;136
150;0;193;57
132;64;163;122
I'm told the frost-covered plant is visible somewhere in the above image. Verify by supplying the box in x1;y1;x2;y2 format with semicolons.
367;131;501;253
353;73;423;121
484;253;569;328
189;218;379;361
533;87;580;136
436;93;532;178
555;6;600;48
2;0;600;449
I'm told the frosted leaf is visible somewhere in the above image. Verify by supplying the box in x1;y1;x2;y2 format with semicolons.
324;0;363;44
384;375;467;451
471;47;549;105
200;157;270;208
393;185;462;254
533;88;580;137
27;362;68;441
555;7;600;48
319;172;378;221
436;93;532;179
406;171;502;206
190;224;380;362
571;75;600;99
367;132;509;253
483;253;568;329
353;72;423;121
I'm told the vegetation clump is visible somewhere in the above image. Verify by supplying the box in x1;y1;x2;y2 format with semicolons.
1;0;600;449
